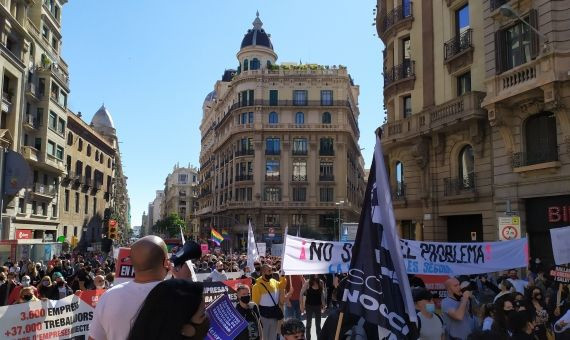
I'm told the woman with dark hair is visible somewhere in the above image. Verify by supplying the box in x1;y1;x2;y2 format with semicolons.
128;279;209;340
492;297;515;337
528;287;549;339
509;310;539;340
300;275;326;340
481;303;496;331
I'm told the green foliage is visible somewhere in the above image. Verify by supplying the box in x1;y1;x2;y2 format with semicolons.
152;213;187;238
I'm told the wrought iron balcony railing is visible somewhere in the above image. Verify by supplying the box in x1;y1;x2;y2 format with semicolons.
512;147;559;168
392;182;406;201
444;173;476;196
381;3;413;34
384;61;415;87
444;29;473;61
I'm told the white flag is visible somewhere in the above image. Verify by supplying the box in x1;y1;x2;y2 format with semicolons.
247;221;258;271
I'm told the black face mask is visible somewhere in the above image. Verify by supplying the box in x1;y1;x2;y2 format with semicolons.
254;267;261;271
23;295;33;301
264;274;272;281
240;295;251;304
182;319;210;340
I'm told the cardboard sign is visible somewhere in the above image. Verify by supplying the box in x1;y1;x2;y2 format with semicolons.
114;247;134;283
206;294;248;340
550;265;570;283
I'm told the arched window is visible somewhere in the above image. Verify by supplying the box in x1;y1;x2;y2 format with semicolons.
295;112;304;124
266;60;272;69
322;112;331;124
100;154;104;164
78;138;83;151
524;112;557;166
395;161;404;197
269;112;278;124
95;150;99;162
251;58;260;70
107;158;111;168
458;145;474;188
67;132;73;146
86;145;91;157
243;59;249;71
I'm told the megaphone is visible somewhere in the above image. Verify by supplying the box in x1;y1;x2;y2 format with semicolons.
170;241;202;267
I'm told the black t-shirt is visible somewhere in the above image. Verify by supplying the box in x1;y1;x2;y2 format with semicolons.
235;303;261;340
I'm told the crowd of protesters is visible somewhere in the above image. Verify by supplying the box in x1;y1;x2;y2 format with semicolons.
2;239;570;340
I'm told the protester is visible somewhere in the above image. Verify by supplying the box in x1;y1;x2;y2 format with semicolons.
236;284;262;340
105;272;115;288
285;274;305;320
508;269;529;294
37;275;53;299
300;274;326;340
509;310;538;340
492;297;515;337
89;235;170;340
494;277;515;302
0;271;19;306
442;277;476;339
93;275;106;290
527;287;549;339
280;318;306;340
127;279;208;340
252;263;286;340
252;261;262;281
413;287;445;340
481;303;496;331
206;261;228;282
17;286;40;304
7;275;37;305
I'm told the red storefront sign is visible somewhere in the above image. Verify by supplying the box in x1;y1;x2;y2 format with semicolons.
15;229;32;240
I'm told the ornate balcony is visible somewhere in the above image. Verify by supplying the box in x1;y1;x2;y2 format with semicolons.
443;173;476;197
512;147;559;168
292;175;307;182
292;149;308;156
379;3;414;40
383;61;416;98
32;183;57;199
444;29;473;73
319;175;335;182
235;174;253;182
392;182;406;201
235;149;254;157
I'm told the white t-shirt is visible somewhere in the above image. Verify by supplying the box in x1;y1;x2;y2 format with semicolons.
88;280;161;340
507;278;528;294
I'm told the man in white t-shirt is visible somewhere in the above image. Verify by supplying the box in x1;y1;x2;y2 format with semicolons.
506;269;528;294
88;236;170;340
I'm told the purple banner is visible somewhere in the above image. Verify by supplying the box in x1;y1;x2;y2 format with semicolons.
207;294;247;340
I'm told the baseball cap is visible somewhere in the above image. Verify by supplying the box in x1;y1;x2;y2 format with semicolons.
412;287;434;302
52;272;64;280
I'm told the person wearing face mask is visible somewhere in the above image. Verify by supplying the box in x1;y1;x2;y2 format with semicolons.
236;284;262;340
494;277;515;303
92;275;106;290
509;310;539;340
127;279;209;340
47;272;73;300
37;276;53;299
442;277;475;340
252;264;287;340
491;297;514;337
413;287;444;340
0;272;19;306
17;286;40;304
528;287;549;339
8;275;38;305
206;261;228;282
251;261;262;282
89;235;171;340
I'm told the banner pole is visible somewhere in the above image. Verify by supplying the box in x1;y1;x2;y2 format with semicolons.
334;312;344;340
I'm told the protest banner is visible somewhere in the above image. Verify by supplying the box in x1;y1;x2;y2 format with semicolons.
416;275;449;299
256;243;266;256
206;294;248;340
76;289;106;308
114;247;134;283
202;278;251;307
550;265;570;283
282;234;529;276
550;226;570;265
0;294;95;339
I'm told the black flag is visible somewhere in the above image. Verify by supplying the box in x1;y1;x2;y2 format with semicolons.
342;136;417;339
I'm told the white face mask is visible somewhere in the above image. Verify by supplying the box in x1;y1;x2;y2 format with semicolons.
21;279;31;287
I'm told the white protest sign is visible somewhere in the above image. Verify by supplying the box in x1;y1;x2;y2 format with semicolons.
550;226;570;265
271;243;283;257
282;235;529;276
256;243;266;257
0;294;94;339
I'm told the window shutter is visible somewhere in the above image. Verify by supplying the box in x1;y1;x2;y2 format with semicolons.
494;31;504;74
529;9;540;59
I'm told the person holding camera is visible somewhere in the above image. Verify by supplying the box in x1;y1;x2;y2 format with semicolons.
442;278;476;340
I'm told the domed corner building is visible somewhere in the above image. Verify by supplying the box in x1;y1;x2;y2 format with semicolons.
196;13;366;249
90;105;131;248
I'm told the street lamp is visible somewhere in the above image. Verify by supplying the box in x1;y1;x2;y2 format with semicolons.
498;4;549;50
335;200;345;241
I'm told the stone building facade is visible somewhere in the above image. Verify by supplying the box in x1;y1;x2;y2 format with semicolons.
162;164;199;239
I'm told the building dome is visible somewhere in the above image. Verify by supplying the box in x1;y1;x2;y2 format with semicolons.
91;104;115;129
240;12;273;50
202;90;217;110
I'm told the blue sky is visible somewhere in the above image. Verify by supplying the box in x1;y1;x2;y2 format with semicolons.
62;0;383;227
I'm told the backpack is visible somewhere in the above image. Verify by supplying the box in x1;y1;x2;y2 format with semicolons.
416;311;444;333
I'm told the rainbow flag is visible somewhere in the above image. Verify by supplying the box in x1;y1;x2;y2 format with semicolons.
211;228;224;246
221;230;230;240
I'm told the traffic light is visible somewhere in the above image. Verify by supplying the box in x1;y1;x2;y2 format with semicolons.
108;219;118;240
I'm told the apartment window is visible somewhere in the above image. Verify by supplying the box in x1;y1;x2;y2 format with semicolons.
292;214;306;227
42;25;49;39
458;145;475;188
64;190;69;211
265;138;280;155
292;138;307;155
67;132;73;146
457;72;471;96
41;202;47;216
293;90;308;106
396;161;404;190
36;108;43;126
292;187;306;202
320;90;333;106
178;174;188;184
320;161;334;179
403;95;412;118
87;145;91;157
243;59;249;71
496;10;538;73
32;201;37;215
93;197;97;214
269;90;278;106
75;192;80;213
264;214;280;227
63;226;68;237
48;111;57;130
18;198;25;214
265;160;280;179
47;140;56;156
320;187;334;202
524;112;557;165
51;37;58;52
295;112;305;124
402;37;411;64
319;138;334;155
401;220;416;240
292;161;307;181
264;187;281;201
322;112;332;124
455;4;470;35
56;146;64;160
52;204;57;217
269;112;278;124
251;58;260;70
78;138;83;151
84;195;89;214
73;227;78;237
57;118;65;134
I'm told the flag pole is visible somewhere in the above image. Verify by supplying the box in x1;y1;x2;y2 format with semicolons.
334;312;344;340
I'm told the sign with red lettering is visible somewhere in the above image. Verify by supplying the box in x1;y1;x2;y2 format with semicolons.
550;265;570;283
114;247;134;283
548;206;570;223
77;289;106;308
15;229;32;240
